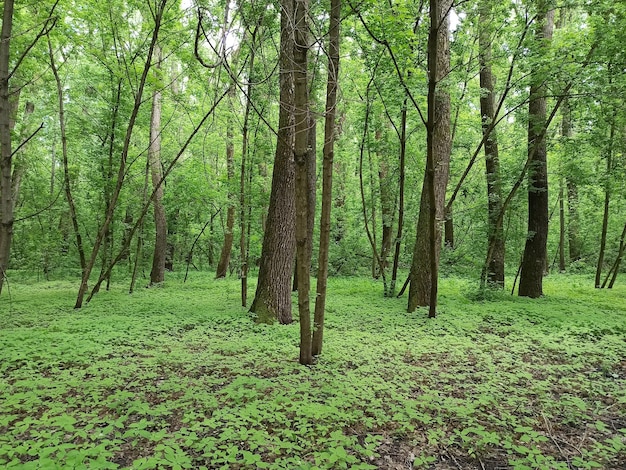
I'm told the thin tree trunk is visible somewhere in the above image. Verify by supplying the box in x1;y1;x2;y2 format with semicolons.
149;47;167;285
390;98;407;296
0;0;15;294
48;36;87;277
312;0;340;357
75;2;165;308
595;119;614;288
518;6;554;298
479;0;504;288
408;0;452;316
607;222;626;289
250;0;296;324
558;177;566;272
130;159;151;294
293;0;312;365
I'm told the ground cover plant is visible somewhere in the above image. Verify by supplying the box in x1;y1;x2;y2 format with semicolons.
1;273;625;469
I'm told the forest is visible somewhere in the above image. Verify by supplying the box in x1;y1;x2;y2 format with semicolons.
1;0;625;468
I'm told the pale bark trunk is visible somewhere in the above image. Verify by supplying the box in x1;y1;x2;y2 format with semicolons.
408;0;452;315
149;48;167;285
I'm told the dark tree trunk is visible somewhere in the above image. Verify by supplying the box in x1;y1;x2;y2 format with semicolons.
149;48;167;285
379;157;394;275
250;0;296;325
408;0;452;315
479;0;505;288
558;178;566;272
595;119;614;288
0;0;15;294
606;222;626;289
519;6;554;298
216;85;236;279
312;0;340;357
293;0;312;365
390;98;407;296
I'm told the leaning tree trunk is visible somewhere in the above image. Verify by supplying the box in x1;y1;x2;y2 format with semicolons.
595;119;614;288
149;47;167;285
479;0;505;288
518;6;554;298
250;0;296;325
216;84;236;279
408;0;452;315
48;36;87;277
0;0;15;295
390;98;407;297
312;0;340;357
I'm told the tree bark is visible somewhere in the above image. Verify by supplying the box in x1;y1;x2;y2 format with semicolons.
75;1;165;308
149;47;167;285
250;0;296;324
216;84;236;279
408;0;451;315
48;36;87;278
518;6;554;298
595;119;614;288
0;0;15;294
390;98;407;296
293;0;312;365
479;0;505;288
312;0;340;357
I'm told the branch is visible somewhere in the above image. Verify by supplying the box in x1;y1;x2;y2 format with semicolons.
10;122;44;157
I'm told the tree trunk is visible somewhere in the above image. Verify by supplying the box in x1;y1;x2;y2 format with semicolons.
558;178;566;272
293;0;312;365
250;0;296;325
479;0;505;288
0;0;15;294
48;36;87;277
595;119;614;288
518;6;554;298
408;0;451;315
149;48;167;286
607;222;626;289
390;98;407;297
75;2;165;308
312;0;340;357
216;84;236;279
379;156;394;276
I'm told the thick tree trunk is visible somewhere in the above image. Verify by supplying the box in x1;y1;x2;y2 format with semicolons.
518;7;554;298
408;0;451;315
312;0;340;357
0;0;14;294
149;48;167;285
216;85;235;279
479;1;505;288
250;0;296;325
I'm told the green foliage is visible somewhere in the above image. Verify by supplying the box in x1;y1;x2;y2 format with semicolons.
1;274;625;468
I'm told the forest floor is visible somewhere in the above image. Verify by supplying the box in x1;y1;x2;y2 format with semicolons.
1;272;625;470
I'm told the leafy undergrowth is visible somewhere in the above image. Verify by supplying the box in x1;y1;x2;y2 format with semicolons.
1;273;625;469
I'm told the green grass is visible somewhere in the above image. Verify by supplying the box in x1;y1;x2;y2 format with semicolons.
1;273;625;469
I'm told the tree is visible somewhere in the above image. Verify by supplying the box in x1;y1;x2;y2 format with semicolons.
149;47;167;286
312;0;341;357
408;0;452;316
479;0;504;287
518;3;554;298
250;0;296;324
